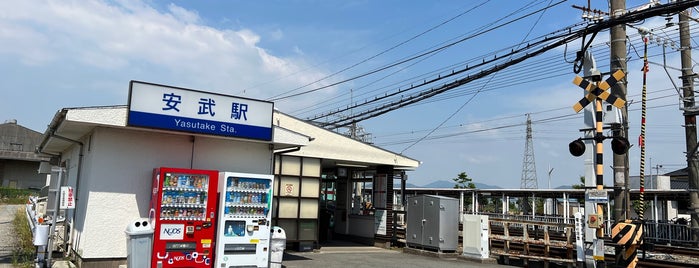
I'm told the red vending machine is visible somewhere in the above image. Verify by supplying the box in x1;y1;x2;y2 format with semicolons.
150;167;219;268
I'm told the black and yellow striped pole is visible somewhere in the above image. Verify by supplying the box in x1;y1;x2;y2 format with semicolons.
593;97;606;267
570;69;630;268
609;35;649;268
639;35;648;224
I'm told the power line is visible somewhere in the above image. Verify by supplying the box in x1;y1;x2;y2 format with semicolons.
399;0;557;154
271;0;567;103
299;4;699;127
266;1;493;101
372;96;685;147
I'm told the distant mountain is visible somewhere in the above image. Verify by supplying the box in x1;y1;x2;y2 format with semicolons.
393;182;421;188
422;180;456;188
393;180;574;189
394;180;503;189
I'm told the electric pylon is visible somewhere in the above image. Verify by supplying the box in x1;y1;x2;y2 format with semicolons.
520;114;539;189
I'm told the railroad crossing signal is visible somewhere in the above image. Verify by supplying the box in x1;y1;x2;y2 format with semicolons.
572;69;626;113
568;68;633;268
568;68;631;156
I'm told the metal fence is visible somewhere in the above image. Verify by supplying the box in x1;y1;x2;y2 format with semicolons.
643;221;695;245
395;208;695;247
477;212;695;246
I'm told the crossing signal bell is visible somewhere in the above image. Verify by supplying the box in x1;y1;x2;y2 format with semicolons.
611;137;630;155
569;139;585;157
568;137;630;157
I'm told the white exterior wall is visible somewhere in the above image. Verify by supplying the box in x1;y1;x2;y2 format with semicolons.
629;175;671;190
70;127;272;259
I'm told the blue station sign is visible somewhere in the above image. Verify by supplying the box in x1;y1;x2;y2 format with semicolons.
127;81;273;141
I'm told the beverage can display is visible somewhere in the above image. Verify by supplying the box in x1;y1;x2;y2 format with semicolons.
178;176;187;187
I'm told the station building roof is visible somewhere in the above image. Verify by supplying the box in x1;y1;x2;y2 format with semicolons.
37;106;420;171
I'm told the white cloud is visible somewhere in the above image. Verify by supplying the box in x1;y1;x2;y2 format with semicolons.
0;0;341;133
168;3;200;24
0;0;332;100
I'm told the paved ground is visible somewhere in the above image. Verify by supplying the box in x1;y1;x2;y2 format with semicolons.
280;241;506;268
0;204;508;268
0;204;24;268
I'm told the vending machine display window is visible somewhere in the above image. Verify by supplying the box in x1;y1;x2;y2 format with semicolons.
224;177;271;218
159;173;210;221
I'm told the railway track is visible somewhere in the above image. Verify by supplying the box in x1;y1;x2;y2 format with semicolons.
636;257;699;268
651;244;699;256
396;223;698;267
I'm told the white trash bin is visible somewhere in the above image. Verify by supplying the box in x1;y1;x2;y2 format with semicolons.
270;226;286;268
33;224;50;246
125;218;154;268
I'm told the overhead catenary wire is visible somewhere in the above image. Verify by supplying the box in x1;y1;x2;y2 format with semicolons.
265;1;494;101
295;15;699;120
309;1;699;128
398;0;557;154
270;0;568;103
374;100;680;147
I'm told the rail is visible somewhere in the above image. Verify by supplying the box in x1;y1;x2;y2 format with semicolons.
393;209;698;266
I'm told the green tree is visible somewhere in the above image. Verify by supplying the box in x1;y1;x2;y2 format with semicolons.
481;197;503;213
632;200;650;219
572;176;585;189
571;176;586;203
453;172;476;189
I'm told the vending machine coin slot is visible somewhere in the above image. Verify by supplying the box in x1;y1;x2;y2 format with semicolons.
165;242;197;252
223;244;257;255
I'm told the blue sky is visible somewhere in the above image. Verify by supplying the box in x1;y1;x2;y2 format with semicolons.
0;0;692;188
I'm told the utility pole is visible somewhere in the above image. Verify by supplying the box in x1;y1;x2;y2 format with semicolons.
610;0;629;226
679;9;699;244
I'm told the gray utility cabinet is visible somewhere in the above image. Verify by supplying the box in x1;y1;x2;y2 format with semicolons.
406;195;458;252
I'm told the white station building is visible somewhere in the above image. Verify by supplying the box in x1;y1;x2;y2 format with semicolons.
37;81;420;267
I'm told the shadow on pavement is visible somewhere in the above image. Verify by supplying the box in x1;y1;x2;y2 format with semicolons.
282;252;312;261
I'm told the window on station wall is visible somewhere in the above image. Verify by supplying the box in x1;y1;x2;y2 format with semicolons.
320;173;337;210
350;170;375;216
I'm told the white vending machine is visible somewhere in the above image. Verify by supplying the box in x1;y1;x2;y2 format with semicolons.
215;172;274;268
